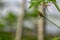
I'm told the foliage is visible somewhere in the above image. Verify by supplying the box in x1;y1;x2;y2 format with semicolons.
4;12;17;26
0;12;17;40
29;0;43;8
0;23;4;29
52;37;60;40
0;32;13;40
24;12;37;19
29;0;60;29
45;35;60;40
29;0;60;12
29;0;60;40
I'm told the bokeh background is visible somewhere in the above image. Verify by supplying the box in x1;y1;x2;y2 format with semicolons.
0;0;60;40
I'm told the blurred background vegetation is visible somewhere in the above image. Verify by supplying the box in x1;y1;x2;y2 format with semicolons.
0;0;60;40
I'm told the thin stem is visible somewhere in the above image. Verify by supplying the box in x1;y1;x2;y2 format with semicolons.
40;15;60;29
45;17;60;28
53;2;60;12
39;15;60;29
46;8;60;29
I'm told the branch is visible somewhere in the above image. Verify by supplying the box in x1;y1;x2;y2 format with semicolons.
38;12;60;29
52;0;60;12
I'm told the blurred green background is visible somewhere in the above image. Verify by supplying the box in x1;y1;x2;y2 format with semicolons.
0;0;60;40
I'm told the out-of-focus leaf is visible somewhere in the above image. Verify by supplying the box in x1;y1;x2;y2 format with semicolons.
52;37;60;40
7;13;17;23
29;0;42;9
4;12;17;26
0;23;4;28
24;12;37;19
29;0;60;12
0;32;13;40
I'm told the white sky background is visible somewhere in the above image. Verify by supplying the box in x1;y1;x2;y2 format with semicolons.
0;0;60;16
0;0;60;34
46;0;60;34
0;0;26;16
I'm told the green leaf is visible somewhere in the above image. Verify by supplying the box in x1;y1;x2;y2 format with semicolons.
0;23;4;28
29;0;42;9
29;2;35;8
3;12;17;26
6;12;17;23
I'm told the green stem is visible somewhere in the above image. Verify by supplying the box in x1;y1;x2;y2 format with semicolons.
45;17;60;29
40;15;60;29
53;1;60;12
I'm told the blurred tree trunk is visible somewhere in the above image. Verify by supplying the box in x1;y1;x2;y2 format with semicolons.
38;4;45;40
15;0;26;40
